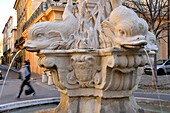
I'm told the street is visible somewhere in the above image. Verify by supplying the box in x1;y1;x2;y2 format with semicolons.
0;64;170;105
0;65;60;105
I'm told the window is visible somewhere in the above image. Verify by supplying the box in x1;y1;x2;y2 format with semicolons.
165;60;170;65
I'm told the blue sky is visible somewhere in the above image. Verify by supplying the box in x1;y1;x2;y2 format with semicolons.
0;0;16;38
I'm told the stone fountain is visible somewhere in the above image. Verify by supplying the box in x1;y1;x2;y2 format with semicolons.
24;0;157;113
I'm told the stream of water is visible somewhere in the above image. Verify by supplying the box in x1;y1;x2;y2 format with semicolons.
163;65;170;89
144;49;163;113
0;49;23;98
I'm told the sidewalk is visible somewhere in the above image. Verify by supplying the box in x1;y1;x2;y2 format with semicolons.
0;64;59;105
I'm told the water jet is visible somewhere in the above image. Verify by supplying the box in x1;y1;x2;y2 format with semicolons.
0;49;23;98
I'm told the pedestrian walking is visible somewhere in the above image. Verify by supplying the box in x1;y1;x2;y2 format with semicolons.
16;60;36;98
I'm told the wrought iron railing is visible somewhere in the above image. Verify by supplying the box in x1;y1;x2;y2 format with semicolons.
14;36;25;48
22;2;48;32
22;1;67;32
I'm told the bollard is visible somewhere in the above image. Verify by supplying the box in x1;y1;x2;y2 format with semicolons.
42;71;48;83
48;72;53;85
0;70;3;80
0;75;2;80
0;70;3;84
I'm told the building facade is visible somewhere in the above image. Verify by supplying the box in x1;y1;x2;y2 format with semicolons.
0;38;3;64
2;16;17;65
12;0;169;75
14;0;46;70
13;0;75;75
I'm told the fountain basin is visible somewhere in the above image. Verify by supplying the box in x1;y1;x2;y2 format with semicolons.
36;48;152;113
1;97;170;113
0;97;60;112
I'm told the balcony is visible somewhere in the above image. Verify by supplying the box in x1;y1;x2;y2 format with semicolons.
22;1;69;32
22;2;48;32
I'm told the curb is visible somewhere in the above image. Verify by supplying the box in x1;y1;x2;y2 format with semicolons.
0;65;19;72
136;97;170;107
134;91;170;96
136;97;170;111
0;97;60;112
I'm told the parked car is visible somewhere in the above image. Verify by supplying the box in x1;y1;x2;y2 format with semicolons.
144;59;170;75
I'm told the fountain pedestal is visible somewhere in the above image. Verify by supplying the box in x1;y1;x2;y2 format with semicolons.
24;0;158;112
38;48;148;113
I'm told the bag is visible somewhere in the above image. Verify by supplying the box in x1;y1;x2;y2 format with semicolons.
18;73;22;80
25;87;34;95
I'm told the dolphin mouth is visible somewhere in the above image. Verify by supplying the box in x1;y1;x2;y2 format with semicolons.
25;47;39;52
121;40;147;49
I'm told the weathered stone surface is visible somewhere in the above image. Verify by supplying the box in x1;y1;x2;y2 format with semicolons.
24;0;157;113
37;49;147;113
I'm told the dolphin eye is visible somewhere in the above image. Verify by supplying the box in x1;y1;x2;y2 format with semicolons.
118;29;126;36
119;30;124;35
36;33;44;37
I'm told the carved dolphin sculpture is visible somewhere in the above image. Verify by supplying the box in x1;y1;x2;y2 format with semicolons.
102;6;148;49
24;0;78;52
145;31;158;52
